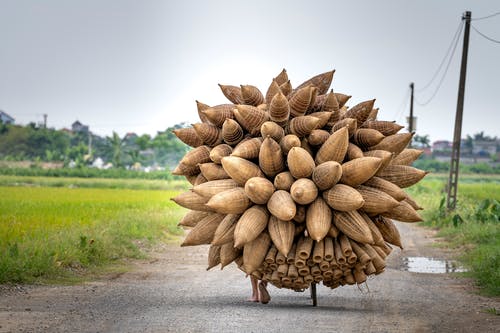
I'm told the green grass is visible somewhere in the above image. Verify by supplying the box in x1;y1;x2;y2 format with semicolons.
0;186;186;283
0;175;189;191
407;174;500;296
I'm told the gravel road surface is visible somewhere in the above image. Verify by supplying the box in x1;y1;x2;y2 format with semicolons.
1;222;498;333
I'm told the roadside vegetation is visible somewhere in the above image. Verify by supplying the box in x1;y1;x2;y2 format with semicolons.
407;174;500;296
0;184;186;283
0;175;189;191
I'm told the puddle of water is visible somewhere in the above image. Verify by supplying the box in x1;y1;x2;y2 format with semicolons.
403;257;467;274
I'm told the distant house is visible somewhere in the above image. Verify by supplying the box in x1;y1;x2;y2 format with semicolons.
124;132;138;144
432;140;452;152
0;110;15;124
125;132;138;140
472;140;497;156
71;120;89;133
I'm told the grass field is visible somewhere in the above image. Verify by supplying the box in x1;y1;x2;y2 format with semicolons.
0;175;189;191
0;185;186;283
406;174;500;296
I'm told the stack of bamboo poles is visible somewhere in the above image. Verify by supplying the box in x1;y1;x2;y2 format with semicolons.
172;69;427;291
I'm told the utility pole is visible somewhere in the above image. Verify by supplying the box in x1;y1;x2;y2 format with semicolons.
43;114;47;128
447;11;471;210
408;82;415;137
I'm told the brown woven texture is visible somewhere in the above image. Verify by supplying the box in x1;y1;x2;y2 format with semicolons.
172;69;427;291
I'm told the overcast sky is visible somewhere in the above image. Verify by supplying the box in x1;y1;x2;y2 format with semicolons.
1;0;499;142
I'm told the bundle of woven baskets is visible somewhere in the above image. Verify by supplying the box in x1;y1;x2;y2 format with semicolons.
172;69;427;291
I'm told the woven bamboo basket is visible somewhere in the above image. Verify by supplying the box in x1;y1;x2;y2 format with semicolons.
288;116;320;137
315;126;349;164
222;118;244;146
192;179;239;198
202;104;235;127
206;187;251;214
267;190;297;221
173;127;203;148
259;137;285;177
233;105;269;135
192;123;223;147
171;190;212;212
181;213;225;246
234;205;270;248
377;164;428;188
207;244;221;270
346;142;364;160
363;176;407;201
261;121;285;142
220;156;264;185
369;132;413;156
312;161;342;191
177;210;211;228
290;178;318;205
334;210;374;244
243;232;271;274
199;163;230;181
322;184;364;211
241;85;264;106
340;157;382;187
244;177;275;204
230;137;262;159
306;197;332;242
220;241;242;269
209;144;233;164
211;214;239;246
343;99;375;124
172;68;428;293
287;147;316;179
268;216;295;257
361;120;404;136
356;185;400;215
390;148;424;166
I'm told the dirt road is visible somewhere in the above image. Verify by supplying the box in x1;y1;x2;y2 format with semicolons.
1;223;498;333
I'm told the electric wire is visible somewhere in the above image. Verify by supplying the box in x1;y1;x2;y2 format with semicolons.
471;24;500;44
416;21;464;92
471;11;500;21
393;87;411;123
415;21;464;106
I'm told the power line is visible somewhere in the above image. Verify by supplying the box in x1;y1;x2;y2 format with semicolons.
471;11;500;21
415;21;464;106
471;24;500;44
416;21;464;92
393;87;411;122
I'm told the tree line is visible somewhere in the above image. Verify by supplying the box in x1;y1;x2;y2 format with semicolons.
0;121;190;169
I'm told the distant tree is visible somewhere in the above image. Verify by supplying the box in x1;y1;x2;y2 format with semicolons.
135;134;151;151
0;125;30;158
412;134;431;148
472;131;496;142
65;143;88;167
128;150;143;166
107;132;126;167
464;134;473;149
0;119;7;135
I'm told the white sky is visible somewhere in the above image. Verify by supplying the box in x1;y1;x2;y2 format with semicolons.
1;0;499;142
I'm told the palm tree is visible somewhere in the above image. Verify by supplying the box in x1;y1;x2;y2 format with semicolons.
413;134;430;148
107;131;125;168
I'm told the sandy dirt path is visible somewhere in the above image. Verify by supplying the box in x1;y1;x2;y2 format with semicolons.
1;222;498;333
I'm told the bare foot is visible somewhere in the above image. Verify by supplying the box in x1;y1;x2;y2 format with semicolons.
247;295;259;302
258;281;270;304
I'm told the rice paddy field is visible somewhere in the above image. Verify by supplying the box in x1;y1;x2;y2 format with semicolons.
0;178;186;283
0;174;498;295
